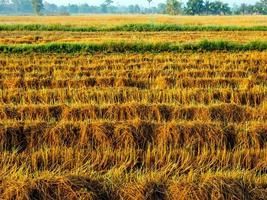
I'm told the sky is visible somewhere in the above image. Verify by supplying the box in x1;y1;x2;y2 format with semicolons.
45;0;259;7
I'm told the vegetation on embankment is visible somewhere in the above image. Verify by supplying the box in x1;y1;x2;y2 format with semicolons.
1;40;267;53
1;23;267;32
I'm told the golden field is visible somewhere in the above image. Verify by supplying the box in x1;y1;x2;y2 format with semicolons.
0;15;266;200
0;31;267;44
0;15;267;26
0;51;266;199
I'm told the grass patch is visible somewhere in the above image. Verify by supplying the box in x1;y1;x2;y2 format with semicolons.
0;40;267;53
1;23;267;32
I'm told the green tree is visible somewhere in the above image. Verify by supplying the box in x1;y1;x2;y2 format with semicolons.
101;0;113;13
157;3;167;13
129;4;141;13
12;0;32;13
239;3;248;14
260;0;267;6
105;0;113;6
221;2;231;15
208;1;231;15
186;0;205;15
203;0;211;14
67;4;78;13
166;0;182;15
255;0;267;14
11;0;20;11
0;0;8;10
31;0;43;15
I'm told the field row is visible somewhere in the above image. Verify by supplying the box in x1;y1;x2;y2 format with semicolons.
2;24;267;32
1;69;266;79
1;65;265;75
0;120;266;151
1;31;267;44
1;41;267;53
1;170;267;200
0;103;265;122
1;88;265;106
0;77;265;90
1;52;266;72
2;51;266;63
1;15;267;26
1;146;267;172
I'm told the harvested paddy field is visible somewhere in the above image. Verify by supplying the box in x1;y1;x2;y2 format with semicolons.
0;15;267;26
0;15;266;200
1;31;267;44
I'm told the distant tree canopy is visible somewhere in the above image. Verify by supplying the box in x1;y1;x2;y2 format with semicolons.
166;0;182;15
0;0;267;15
31;0;43;15
185;0;205;15
101;0;113;13
253;0;267;14
203;0;231;15
11;0;32;13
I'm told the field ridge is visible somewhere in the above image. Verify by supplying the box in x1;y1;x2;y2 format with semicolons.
1;40;267;53
1;23;267;32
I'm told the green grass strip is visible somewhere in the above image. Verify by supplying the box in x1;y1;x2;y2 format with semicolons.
1;23;267;32
1;40;267;53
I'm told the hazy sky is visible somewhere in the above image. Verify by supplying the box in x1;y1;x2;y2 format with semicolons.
45;0;259;7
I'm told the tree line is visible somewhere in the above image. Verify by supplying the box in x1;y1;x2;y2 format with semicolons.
0;0;266;15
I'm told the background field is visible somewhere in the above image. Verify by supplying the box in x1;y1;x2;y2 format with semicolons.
1;15;267;26
1;31;267;44
0;15;266;200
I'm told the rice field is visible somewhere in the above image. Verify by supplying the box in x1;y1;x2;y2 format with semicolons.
1;31;267;44
0;15;266;200
0;15;267;26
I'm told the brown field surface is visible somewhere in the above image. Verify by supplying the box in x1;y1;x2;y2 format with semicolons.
0;15;267;26
0;31;267;44
0;51;266;199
